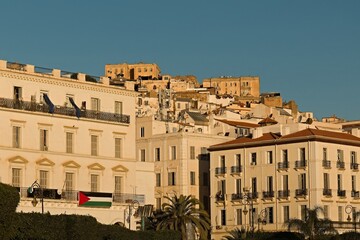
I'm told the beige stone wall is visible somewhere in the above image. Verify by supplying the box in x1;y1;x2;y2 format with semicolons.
105;63;161;80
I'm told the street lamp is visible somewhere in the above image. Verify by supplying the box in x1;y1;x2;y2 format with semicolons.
126;199;139;230
345;205;356;232
28;180;44;214
242;188;254;234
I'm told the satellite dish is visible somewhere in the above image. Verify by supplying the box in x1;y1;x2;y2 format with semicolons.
306;118;313;124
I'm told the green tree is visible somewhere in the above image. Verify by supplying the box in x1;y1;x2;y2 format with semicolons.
156;194;210;240
223;227;247;240
286;206;337;240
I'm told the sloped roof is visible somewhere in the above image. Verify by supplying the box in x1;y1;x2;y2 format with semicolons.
209;128;360;151
186;111;209;123
215;118;259;128
258;117;278;125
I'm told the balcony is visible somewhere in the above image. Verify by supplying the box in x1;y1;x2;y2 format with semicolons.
0;97;130;124
277;161;289;171
336;161;345;170
215;194;225;202
351;190;360;198
17;187;62;200
295;189;308;197
262;191;274;199
247;192;258;200
351;163;359;171
278;190;290;198
323;188;332;197
295;160;307;169
322;160;331;168
215;167;227;176
230;166;242;175
113;193;145;204
337;190;346;197
231;193;243;201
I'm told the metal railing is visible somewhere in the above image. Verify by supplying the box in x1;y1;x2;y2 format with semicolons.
295;160;307;168
231;193;243;201
7;62;26;71
277;161;289;170
0;97;130;124
337;190;346;197
295;189;308;197
17;187;61;200
35;66;53;75
322;160;331;168
323;188;332;197
351;190;360;198
113;193;145;204
351;163;359;170
278;190;290;198
61;190;78;201
230;166;242;174
215;167;227;175
262;191;274;199
337;161;345;169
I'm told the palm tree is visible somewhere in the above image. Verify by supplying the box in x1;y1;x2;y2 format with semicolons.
222;227;246;240
156;194;211;240
285;206;337;240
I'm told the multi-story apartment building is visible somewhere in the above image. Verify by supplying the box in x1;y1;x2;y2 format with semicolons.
202;76;260;99
0;60;153;229
136;115;230;213
105;62;161;80
208;126;360;239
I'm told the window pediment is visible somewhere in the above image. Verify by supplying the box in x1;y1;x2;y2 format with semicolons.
62;160;80;168
88;163;105;171
36;158;55;166
8;155;28;164
112;164;129;172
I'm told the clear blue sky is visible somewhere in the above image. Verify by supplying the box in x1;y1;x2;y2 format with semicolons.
1;1;359;120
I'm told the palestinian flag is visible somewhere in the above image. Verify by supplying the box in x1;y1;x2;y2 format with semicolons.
78;191;112;208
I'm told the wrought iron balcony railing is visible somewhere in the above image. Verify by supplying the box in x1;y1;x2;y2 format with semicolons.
262;191;274;199
322;160;331;168
230;166;242;174
278;190;290;198
337;190;346;197
351;190;360;198
231;193;243;201
295;160;307;168
337;161;345;169
278;161;289;170
113;193;145;204
0;97;130;124
215;167;227;175
323;188;332;197
295;189;308;197
351;163;359;170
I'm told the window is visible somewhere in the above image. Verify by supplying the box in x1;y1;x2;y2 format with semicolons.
323;205;329;218
39;170;49;188
283;206;290;223
299;148;306;161
236;154;241;166
267;176;273;192
155;148;160;161
236;209;242;225
220;155;225;168
251;152;257;165
91;98;101;111
203;172;209;186
40;129;48;151
140;127;145;138
221;209;226;226
12;126;21;148
66;132;73;153
39;90;49;104
168;172;176;186
177;103;180;109
65;94;74;107
91;174;99;192
267;207;274;224
267;151;273;164
299;173;306;190
65;172;74;191
156;173;161;187
115;101;123;115
190;146;195;159
283;175;289;191
12;168;21;187
337;174;342;190
114;176;122;193
351;151;357;164
323;148;327;160
338;206;343;222
301;205;307;221
140;149;146;162
352;175;356;191
190;171;196;185
14;86;22;100
171;146;176;160
282;149;288;162
235;179;241;194
218;180;226;195
115;138;121;158
337;149;344;162
252;177;257;193
91;135;98;156
324;173;330;189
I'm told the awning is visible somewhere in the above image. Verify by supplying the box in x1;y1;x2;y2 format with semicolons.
43;94;55;114
69;97;81;118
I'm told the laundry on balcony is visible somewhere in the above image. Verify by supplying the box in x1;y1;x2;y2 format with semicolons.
43;94;55;114
69;97;81;119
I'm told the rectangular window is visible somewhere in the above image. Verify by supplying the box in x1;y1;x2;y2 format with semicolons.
236;209;242;225
267;176;273;192
12;168;21;187
352;175;356;191
39;170;49;188
324;205;329;219
12;126;21;148
140;127;145;138
235;179;241;194
91;174;99;192
218;180;226;195
40;129;48;151
299;173;306;190
337;174;342;190
283;206;290;223
65;94;74;107
155;148;160;161
221;209;226;226
300;148;306;161
252;177;257;193
283;175;289;190
115;138;121;158
267;151;273;164
65;172;74;191
91;98;100;111
301;205;307;221
39;90;49;104
323;148;327;160
203;172;209;186
168;172;176;186
190;171;196;185
114;176;122;193
236;154;241;166
282;149;288;162
251;152;257;165
338;206;343;222
66;132;73;153
267;207;274;224
91;135;98;156
14;86;22;100
156;173;161;187
140;149;146;162
115;101;123;115
337;149;344;161
171;146;176;160
220;155;225;167
324;173;329;189
351;151;357;164
190;146;195;159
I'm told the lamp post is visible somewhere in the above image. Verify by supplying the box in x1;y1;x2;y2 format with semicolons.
257;209;267;231
28;180;44;214
242;188;254;234
126;199;139;230
345;205;356;232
